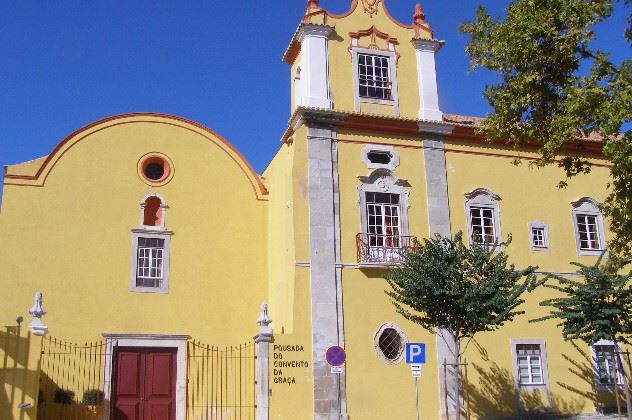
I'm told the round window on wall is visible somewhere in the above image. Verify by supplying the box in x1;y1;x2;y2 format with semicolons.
138;153;174;186
374;323;407;364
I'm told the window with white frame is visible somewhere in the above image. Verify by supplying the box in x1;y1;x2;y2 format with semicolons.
131;194;171;293
136;237;165;288
352;47;399;114
358;53;392;100
593;343;624;385
357;169;412;265
465;188;501;245
571;197;606;255
366;192;401;247
529;222;549;250
511;340;549;392
516;344;545;385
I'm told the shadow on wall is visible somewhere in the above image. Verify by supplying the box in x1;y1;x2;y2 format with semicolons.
37;371;103;420
464;341;585;419
0;326;40;420
557;341;627;413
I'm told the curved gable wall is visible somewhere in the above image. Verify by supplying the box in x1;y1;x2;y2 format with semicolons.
0;114;269;342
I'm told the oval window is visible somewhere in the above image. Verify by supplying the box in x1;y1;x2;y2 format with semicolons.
374;323;406;364
138;153;174;186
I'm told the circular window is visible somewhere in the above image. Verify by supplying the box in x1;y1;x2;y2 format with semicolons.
138;153;174;186
374;323;407;364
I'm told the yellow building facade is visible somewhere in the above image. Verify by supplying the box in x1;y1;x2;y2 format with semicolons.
0;1;629;419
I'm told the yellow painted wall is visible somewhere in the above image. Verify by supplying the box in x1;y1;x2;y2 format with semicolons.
0;327;41;420
0;115;268;345
326;2;427;119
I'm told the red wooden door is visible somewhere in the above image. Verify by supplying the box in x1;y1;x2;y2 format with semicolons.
113;347;176;420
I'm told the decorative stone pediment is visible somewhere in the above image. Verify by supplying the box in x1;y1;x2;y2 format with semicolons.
349;26;398;54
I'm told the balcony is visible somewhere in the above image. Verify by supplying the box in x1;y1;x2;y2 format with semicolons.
356;233;418;266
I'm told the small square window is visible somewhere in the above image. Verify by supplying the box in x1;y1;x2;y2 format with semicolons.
529;223;549;250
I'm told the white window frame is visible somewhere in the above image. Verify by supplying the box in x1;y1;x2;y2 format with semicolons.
571;197;606;256
511;339;551;402
591;340;625;388
351;47;399;115
528;221;550;251
464;188;502;246
357;169;410;266
130;231;172;294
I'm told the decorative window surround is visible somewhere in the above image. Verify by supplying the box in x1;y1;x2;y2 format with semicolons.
571;197;606;256
351;47;399;115
374;323;407;365
357;169;411;266
511;339;551;408
464;188;501;246
412;39;444;122
529;222;549;251
591;340;625;388
101;333;189;420
361;144;399;170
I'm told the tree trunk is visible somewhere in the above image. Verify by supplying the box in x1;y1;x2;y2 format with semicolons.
454;337;463;420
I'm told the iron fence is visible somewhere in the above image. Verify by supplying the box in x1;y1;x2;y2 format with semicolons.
186;340;256;420
38;337;112;420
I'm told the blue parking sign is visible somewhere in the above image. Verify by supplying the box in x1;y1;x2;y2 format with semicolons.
405;343;426;364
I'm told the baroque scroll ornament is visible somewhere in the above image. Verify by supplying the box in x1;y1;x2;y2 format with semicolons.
360;0;382;17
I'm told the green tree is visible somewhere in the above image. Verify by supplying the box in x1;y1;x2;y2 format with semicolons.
535;256;632;417
385;232;537;417
461;0;632;258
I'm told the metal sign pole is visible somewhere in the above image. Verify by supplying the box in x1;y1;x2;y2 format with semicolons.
415;376;420;420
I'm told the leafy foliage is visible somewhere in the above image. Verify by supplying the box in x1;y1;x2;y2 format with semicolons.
385;232;538;352
535;255;632;345
461;0;632;258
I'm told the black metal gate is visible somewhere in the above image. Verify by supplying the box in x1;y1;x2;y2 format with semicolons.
186;340;256;420
38;337;112;420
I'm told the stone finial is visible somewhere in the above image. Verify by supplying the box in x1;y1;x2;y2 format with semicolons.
413;3;425;23
257;303;272;327
307;0;319;9
28;292;48;336
413;3;432;39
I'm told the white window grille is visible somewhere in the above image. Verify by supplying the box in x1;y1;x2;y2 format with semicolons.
531;227;546;248
469;206;496;244
358;54;392;100
365;192;404;262
136;237;165;288
594;345;623;385
575;214;601;250
516;344;544;385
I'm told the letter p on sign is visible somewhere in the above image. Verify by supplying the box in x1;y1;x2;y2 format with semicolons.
405;343;426;364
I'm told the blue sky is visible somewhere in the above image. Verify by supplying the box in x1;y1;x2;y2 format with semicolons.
0;0;629;199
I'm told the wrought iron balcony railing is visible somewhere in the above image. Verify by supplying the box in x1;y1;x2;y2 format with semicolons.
356;233;418;266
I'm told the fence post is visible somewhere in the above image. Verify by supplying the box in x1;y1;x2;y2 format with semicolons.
254;303;273;420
